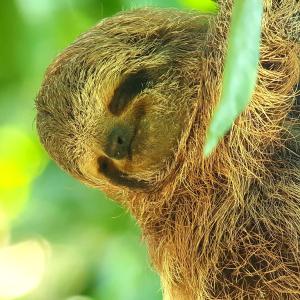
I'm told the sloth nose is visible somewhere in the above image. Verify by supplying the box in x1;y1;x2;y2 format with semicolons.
105;125;133;160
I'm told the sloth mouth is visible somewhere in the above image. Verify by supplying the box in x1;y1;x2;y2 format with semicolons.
97;156;148;189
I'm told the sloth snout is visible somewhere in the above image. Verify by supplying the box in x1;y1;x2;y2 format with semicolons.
104;125;133;160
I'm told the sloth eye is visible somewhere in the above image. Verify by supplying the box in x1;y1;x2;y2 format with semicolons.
109;69;149;115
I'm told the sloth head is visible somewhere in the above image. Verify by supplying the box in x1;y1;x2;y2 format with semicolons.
36;8;210;194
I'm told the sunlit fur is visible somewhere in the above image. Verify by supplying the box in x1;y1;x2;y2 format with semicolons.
36;0;300;299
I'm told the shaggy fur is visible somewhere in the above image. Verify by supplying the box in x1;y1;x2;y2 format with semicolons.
36;0;300;299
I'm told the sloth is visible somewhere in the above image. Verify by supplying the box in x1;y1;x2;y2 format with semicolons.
36;0;300;299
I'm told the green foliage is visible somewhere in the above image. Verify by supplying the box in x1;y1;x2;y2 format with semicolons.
125;0;182;9
204;0;263;157
180;0;218;12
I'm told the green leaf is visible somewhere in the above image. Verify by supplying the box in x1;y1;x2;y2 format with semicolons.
204;0;263;157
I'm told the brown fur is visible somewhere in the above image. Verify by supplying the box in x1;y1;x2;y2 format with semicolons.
36;0;300;299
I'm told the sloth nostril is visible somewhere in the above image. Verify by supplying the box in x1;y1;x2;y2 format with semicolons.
117;136;124;145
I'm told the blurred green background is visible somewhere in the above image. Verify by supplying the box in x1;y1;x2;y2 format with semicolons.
0;1;216;299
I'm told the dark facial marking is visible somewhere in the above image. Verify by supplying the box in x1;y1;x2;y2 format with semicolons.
108;69;149;115
98;156;148;189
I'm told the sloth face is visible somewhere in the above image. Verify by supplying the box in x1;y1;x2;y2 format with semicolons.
36;8;209;191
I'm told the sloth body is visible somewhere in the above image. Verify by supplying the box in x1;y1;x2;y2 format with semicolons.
36;0;300;299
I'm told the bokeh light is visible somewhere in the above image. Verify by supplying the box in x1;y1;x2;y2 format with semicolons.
0;240;49;299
